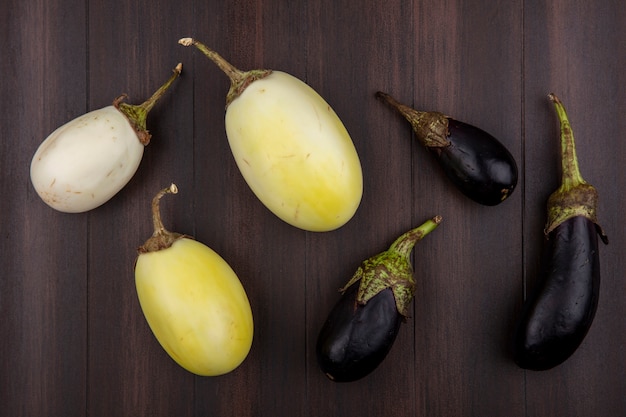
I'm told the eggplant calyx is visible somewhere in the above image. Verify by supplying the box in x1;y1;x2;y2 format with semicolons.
544;94;608;243
376;92;451;148
178;38;272;108
544;183;605;238
115;63;183;146
138;183;187;254
339;216;442;316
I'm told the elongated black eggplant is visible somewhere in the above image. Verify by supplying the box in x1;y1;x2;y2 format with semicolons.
376;92;518;206
316;216;442;382
512;93;608;371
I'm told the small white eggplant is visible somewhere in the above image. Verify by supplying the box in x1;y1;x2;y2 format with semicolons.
30;63;182;213
179;38;363;232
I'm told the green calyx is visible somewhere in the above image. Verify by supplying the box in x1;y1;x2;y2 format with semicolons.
137;184;186;254
376;91;451;148
545;94;607;243
115;63;182;146
178;37;272;107
339;216;442;317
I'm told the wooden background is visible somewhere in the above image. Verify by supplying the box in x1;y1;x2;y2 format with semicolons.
1;0;625;416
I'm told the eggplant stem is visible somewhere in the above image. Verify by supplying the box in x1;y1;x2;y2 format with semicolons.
137;184;186;254
548;93;586;191
139;63;183;114
376;91;450;148
178;38;244;84
178;37;272;106
115;63;183;145
389;215;442;258
544;94;607;243
151;183;178;236
343;215;442;316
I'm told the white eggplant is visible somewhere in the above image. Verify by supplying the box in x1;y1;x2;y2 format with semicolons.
179;38;363;232
30;63;182;213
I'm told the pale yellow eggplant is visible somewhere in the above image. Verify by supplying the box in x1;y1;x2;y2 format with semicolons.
179;38;363;232
135;184;253;376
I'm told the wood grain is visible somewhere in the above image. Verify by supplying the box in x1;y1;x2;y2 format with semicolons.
1;1;624;416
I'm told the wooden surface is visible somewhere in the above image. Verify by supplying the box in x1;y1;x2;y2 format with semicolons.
1;1;625;416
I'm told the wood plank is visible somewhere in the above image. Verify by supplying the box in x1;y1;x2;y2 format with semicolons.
85;0;195;416
187;2;310;416
304;1;419;416
410;1;525;416
0;1;88;416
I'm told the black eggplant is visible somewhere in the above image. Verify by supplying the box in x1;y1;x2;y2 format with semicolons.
316;216;442;382
512;93;608;371
376;92;518;206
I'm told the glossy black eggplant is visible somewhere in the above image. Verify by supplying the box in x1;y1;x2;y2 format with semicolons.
512;93;608;371
316;216;442;382
376;92;518;206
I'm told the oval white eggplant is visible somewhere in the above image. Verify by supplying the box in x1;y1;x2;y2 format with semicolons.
179;38;363;232
30;106;144;212
29;63;182;213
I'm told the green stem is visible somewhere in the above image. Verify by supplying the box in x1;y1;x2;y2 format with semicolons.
178;37;272;107
548;93;586;191
389;215;443;258
376;91;450;148
115;63;183;146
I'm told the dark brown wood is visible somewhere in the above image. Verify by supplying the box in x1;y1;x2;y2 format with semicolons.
409;2;526;416
1;1;89;416
84;1;196;416
2;1;625;416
